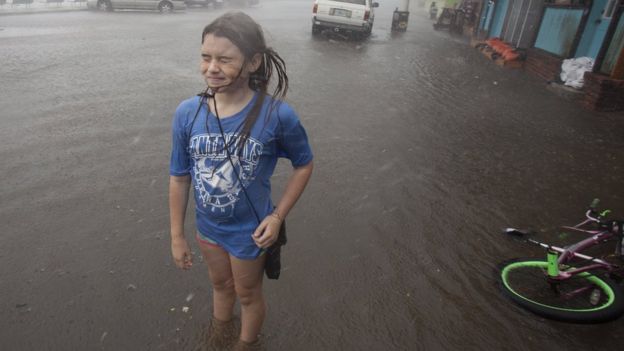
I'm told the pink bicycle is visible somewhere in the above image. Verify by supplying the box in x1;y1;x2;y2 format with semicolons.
499;199;624;323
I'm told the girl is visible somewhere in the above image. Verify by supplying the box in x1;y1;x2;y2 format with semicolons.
169;12;313;351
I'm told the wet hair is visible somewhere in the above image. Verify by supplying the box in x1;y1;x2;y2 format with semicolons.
201;12;289;152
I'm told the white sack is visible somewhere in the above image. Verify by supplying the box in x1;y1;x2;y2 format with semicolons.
560;57;594;89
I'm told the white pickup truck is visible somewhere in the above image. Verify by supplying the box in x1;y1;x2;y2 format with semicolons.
312;0;379;37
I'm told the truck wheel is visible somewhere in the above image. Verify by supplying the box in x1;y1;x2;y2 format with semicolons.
97;0;112;11
159;0;173;12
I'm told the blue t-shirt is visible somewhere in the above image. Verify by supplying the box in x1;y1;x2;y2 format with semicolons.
170;93;313;259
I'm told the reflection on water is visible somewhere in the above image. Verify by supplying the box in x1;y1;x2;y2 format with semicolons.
2;0;624;350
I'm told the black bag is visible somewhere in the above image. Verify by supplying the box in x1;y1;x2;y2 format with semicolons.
265;221;287;280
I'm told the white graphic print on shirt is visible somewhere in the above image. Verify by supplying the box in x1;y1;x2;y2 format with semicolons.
189;133;263;219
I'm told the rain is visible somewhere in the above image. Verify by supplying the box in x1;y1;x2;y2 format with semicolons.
1;0;624;350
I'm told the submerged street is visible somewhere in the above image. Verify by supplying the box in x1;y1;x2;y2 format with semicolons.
2;0;624;349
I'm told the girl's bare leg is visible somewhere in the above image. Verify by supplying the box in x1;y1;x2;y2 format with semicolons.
198;240;236;321
230;253;266;343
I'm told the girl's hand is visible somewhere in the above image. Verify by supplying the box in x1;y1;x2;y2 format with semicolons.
253;214;282;249
171;236;193;270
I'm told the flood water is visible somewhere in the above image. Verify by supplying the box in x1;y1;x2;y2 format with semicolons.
2;0;624;350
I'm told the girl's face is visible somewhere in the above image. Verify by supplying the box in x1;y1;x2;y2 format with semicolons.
200;34;260;93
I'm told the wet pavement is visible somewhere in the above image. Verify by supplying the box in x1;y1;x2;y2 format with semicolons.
2;0;624;350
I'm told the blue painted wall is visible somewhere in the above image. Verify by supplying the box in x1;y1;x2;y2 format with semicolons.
576;0;612;58
534;7;584;57
489;0;509;37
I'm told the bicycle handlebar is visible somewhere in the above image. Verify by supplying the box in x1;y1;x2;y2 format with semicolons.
584;198;601;223
585;209;601;223
584;200;621;231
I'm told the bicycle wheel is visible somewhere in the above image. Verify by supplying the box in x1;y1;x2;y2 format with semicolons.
498;258;624;323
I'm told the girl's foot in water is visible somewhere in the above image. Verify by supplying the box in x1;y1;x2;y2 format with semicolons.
203;316;239;350
230;337;264;351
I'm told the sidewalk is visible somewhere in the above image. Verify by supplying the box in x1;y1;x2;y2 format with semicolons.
0;0;88;15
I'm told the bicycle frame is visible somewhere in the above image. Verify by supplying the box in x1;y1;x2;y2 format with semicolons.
499;206;624;322
524;210;622;282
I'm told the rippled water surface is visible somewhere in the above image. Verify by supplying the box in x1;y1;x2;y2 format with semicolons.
2;0;624;350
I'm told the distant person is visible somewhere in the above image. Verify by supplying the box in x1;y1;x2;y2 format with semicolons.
168;11;314;351
429;1;438;19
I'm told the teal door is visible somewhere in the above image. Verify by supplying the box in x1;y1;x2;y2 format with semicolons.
481;0;495;31
489;0;510;37
575;0;613;58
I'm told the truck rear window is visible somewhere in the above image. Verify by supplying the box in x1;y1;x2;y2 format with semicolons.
332;0;366;4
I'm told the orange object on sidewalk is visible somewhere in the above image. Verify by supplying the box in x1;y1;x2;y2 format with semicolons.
485;38;520;62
